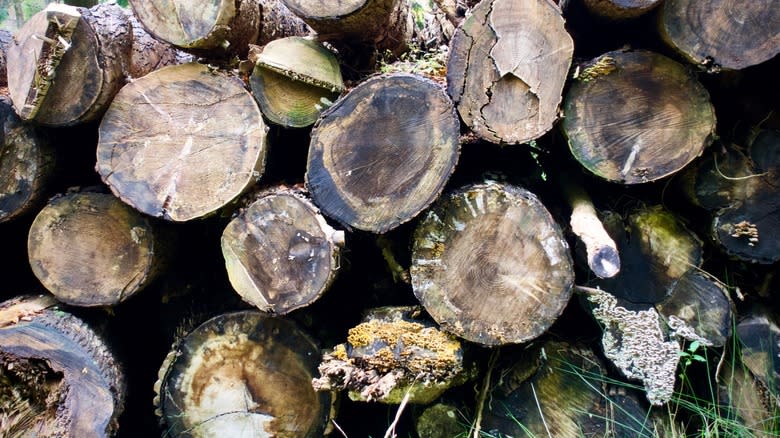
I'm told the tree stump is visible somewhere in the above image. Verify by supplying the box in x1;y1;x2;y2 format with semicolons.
221;186;344;315
410;181;574;346
563;49;716;184
27;191;160;307
249;36;343;128
446;0;574;144
0;95;54;224
306;72;460;233
0;295;124;437
154;310;331;437
96;62;268;222
583;0;662;20
7;3;132;126
660;0;780;71
128;0;261;58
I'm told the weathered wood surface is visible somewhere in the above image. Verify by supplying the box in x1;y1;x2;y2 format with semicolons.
563;49;716;184
27;191;160;307
155;310;331;437
410;181;574;346
96;62;268;222
306;72;459;233
447;0;573;144
221;186;344;315
0;295;124;438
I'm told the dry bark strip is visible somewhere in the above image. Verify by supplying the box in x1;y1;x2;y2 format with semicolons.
447;0;574;144
660;0;780;71
96;62;268;222
221;186;344;315
563;49;716;184
27;191;161;307
0;295;124;437
154;310;331;437
306;72;460;233
410;181;574;346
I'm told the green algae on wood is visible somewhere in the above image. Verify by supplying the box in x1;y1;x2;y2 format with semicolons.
410;181;574;346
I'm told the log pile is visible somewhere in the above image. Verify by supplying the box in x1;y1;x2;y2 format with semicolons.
0;1;779;436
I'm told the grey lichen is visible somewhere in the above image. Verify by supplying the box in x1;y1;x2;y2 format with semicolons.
667;315;714;347
586;288;679;405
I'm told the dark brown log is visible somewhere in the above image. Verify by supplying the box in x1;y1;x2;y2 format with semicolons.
563;49;716;184
312;306;470;404
446;0;574;144
719;361;779;438
305;72;460;233
7;3;131;126
249;36;344;128
660;0;780;71
0;29;11;89
128;0;261;58
154;310;331;437
0;295;124;437
410;181;574;346
96;62;268;222
736;313;780;398
0;95;54;224
221;186;345;315
583;0;661;19
27;191;160;307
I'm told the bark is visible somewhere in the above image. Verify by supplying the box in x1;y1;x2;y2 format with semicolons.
257;0;312;46
124;10;192;80
0;95;54;224
446;0;573;144
583;0;661;20
6;3;131;126
221;186;345;315
306;72;460;233
660;0;780;71
0;29;11;89
0;295;124;437
249;36;343;128
27;191;161;307
563;49;716;184
96;62;268;222
410;181;574;346
128;0;261;58
154;310;331;437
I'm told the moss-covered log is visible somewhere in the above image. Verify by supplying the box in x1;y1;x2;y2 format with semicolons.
0;95;54;224
96;62;268;222
660;0;780;71
154;310;331;437
563;49;716;184
446;0;573;144
410;181;574;346
306;72;459;233
221;186;344;315
0;295;124;437
27;191;161;307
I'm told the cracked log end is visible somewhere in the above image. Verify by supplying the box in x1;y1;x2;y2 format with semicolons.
0;295;125;437
446;0;573;144
410;181;574;346
27;191;158;307
305;72;460;233
155;310;331;437
221;186;342;314
563;49;716;184
96;62;268;222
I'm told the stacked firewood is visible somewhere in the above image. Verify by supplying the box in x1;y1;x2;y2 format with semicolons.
1;1;778;437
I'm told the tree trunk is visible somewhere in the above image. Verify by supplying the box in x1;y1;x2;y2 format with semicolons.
410;181;574;346
0;295;124;437
154;310;331;437
446;0;573;144
660;0;780;71
96;62;268;222
249;36;344;128
221;185;345;315
583;0;661;20
257;0;312;46
0;29;11;88
305;72;460;233
0;95;54;224
128;0;260;58
27;190;161;307
124;9;192;80
563;49;716;184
